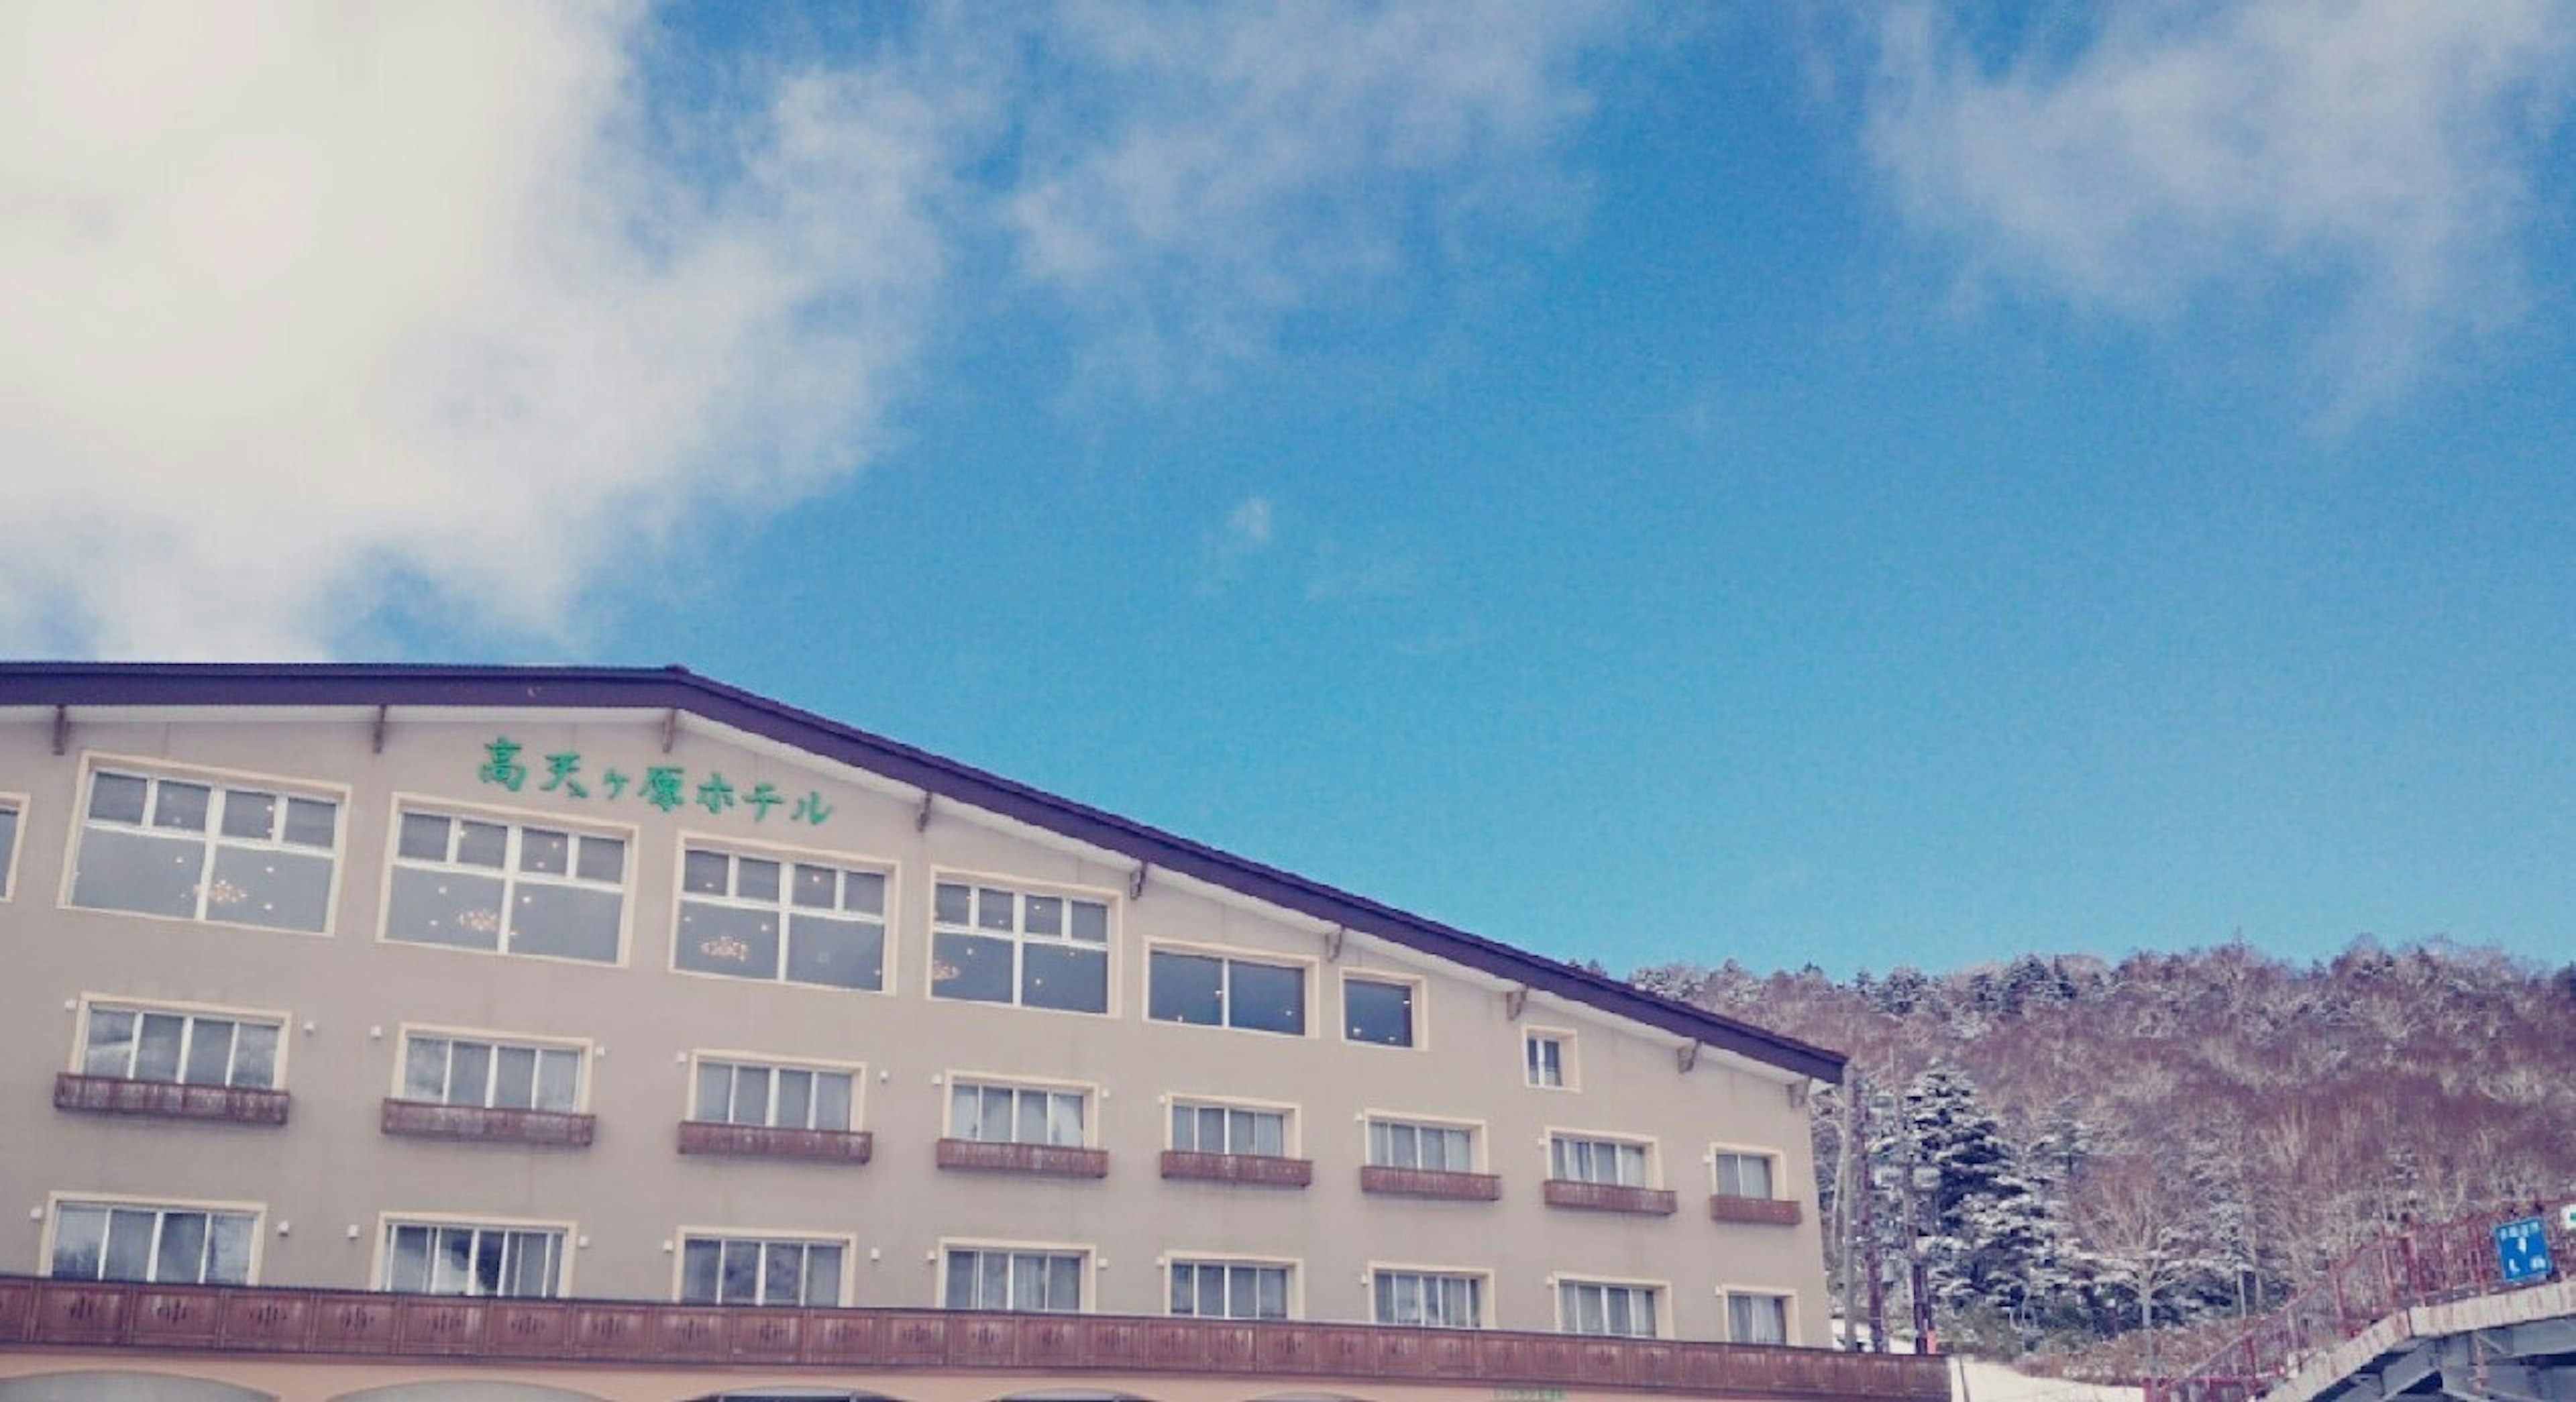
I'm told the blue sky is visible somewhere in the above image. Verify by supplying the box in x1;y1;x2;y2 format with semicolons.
5;3;2574;978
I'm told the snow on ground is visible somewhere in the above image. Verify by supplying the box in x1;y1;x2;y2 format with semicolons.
1950;1356;2145;1402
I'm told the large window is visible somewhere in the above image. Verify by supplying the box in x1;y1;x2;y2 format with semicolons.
400;1032;582;1112
80;1003;282;1089
50;1200;256;1285
386;807;625;963
676;846;888;991
930;879;1109;1014
1715;1150;1778;1199
692;1057;857;1132
1371;1269;1482;1328
1148;949;1307;1034
71;766;339;932
1171;1100;1288;1157
1551;1134;1649;1187
949;1079;1086;1147
1727;1291;1790;1344
1560;1281;1660;1338
0;797;20;899
1366;1117;1474;1172
382;1220;564;1297
680;1234;845;1307
943;1246;1084;1312
1171;1259;1290;1320
1343;975;1416;1046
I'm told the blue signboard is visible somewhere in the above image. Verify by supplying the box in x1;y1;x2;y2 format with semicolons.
2494;1217;2553;1284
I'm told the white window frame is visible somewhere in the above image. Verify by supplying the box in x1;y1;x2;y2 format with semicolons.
1721;1287;1794;1345
1166;1253;1297;1321
44;1192;264;1286
1146;942;1314;1037
672;837;896;993
1554;1276;1666;1338
926;871;1117;1016
938;1240;1091;1313
674;1228;854;1307
947;1074;1093;1148
381;798;633;965
1368;1264;1488;1329
1168;1095;1297;1158
0;790;25;903
394;1025;590;1113
72;994;290;1090
1712;1144;1783;1199
1340;971;1424;1049
1523;1028;1575;1089
64;756;346;935
376;1213;573;1299
688;1052;863;1132
1548;1130;1656;1188
1364;1113;1481;1173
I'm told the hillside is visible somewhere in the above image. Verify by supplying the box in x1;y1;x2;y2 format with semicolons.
1629;940;2576;1368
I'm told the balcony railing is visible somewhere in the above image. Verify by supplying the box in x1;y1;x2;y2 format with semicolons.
678;1121;873;1164
936;1138;1109;1179
0;1275;1954;1401
379;1099;595;1148
1709;1194;1803;1226
1160;1150;1314;1188
1359;1165;1503;1201
1542;1179;1678;1216
54;1073;289;1126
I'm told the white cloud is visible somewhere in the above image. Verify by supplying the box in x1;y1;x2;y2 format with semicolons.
1863;1;2575;400
1226;495;1275;551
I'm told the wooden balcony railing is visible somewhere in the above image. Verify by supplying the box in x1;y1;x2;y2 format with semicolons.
379;1098;595;1148
0;1275;1955;1401
54;1073;289;1127
678;1121;873;1164
1359;1165;1503;1201
1710;1194;1803;1226
1542;1180;1679;1216
936;1138;1109;1179
1160;1150;1314;1188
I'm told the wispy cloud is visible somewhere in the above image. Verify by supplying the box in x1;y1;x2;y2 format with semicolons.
1226;496;1276;551
1862;1;2575;405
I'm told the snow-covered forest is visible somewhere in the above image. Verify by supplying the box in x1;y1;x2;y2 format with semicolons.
1625;940;2576;1372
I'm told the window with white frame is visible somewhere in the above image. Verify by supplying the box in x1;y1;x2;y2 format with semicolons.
679;1233;845;1307
691;1057;857;1132
943;1246;1084;1312
49;1200;256;1285
71;767;339;932
1727;1291;1790;1344
1343;975;1416;1046
1148;949;1307;1034
1550;1133;1650;1187
400;1032;582;1113
80;1003;282;1089
949;1079;1086;1147
0;798;19;899
386;807;625;963
930;880;1110;1013
1170;1259;1290;1319
1560;1280;1660;1338
1170;1100;1289;1157
676;846;888;991
1525;1031;1570;1087
382;1220;564;1297
1371;1269;1482;1328
1715;1150;1778;1199
1366;1116;1474;1172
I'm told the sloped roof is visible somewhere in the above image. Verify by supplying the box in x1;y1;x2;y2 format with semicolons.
0;661;1843;1082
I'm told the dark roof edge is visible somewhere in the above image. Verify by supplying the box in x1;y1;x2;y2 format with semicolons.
0;661;1846;1083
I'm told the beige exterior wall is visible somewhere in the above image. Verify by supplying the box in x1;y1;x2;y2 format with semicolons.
0;706;1831;1346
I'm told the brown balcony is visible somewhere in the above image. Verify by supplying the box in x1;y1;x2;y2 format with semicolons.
1360;1165;1503;1201
54;1073;288;1127
380;1098;594;1148
1161;1150;1314;1188
1711;1193;1803;1226
1543;1179;1679;1216
936;1138;1108;1179
0;1275;1955;1401
678;1120;873;1164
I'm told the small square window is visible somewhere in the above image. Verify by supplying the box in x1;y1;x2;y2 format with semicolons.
1344;976;1415;1046
1525;1032;1570;1087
